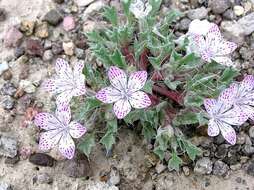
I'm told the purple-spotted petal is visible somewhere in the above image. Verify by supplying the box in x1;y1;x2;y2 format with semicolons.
215;41;237;56
96;86;122;104
219;122;236;145
39;130;62;151
69;121;86;138
34;112;62;130
206;24;222;46
43;79;57;94
113;99;131;119
129;91;151;109
207;119;220;137
212;56;235;67
108;66;127;91
74;61;84;76
241;75;254;92
204;98;217;116
56;91;73;107
218;85;237;111
58;133;75;159
72;85;86;96
55;58;72;78
55;105;71;125
220;106;248;126
128;71;147;92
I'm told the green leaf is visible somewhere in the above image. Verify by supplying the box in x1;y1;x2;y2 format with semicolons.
185;142;202;161
103;6;118;26
164;79;181;90
142;123;156;141
107;119;118;133
110;49;127;68
143;80;153;94
100;132;116;153
173;111;199;126
124;110;142;124
219;68;239;84
168;151;182;171
78;133;96;158
184;93;204;107
154;147;164;160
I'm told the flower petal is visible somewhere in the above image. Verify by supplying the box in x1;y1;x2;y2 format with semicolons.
129;91;151;109
215;41;237;56
69;121;87;138
72;85;86;96
43;79;57;94
204;98;217;116
217;84;238;112
39;130;62;151
113;99;131;119
96;86;122;104
58;133;75;159
206;24;222;46
240;75;254;92
34;112;62;130
108;66;127;91
220;106;248;126
128;71;147;92
56;91;73;107
188;19;213;36
218;122;236;145
55;58;72;78
207;119;220;137
55;105;71;125
212;56;236;67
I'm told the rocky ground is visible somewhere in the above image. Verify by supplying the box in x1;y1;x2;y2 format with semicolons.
1;0;254;189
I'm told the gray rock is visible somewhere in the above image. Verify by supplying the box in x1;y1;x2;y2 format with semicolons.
0;182;12;190
52;42;63;55
0;134;18;158
215;144;229;159
240;47;254;61
83;1;106;20
223;9;236;20
29;153;55;167
1;96;15;110
209;0;231;14
243;144;254;156
238;13;254;36
246;160;254;176
0;62;9;76
182;166;190;176
213;160;229;176
187;7;208;20
0;8;7;22
236;132;247;145
249;126;254;139
14;47;25;58
35;173;53;184
194;157;213;175
155;162;166;174
53;0;64;4
108;167;120;186
178;18;191;31
75;48;85;59
43;9;63;26
43;50;54;61
1;82;17;96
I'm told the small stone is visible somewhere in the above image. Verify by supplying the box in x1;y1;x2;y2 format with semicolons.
187;7;208;20
236;132;247;145
223;9;236;20
14;47;25;58
249;126;254;139
43;9;63;26
43;50;54;61
0;182;12;190
44;40;52;49
3;70;13;81
19;80;36;94
108;167;120;186
213;160;229;177
52;42;63;55
35;22;49;39
20;20;35;36
4;27;23;48
83;20;96;33
246;160;254;176
215;144;229;159
178;18;191;31
63;41;75;56
0;8;7;22
182;166;190;176
1;82;17;96
209;0;231;14
230;163;241;171
83;1;106;19
233;5;244;16
63;16;75;31
0;134;18;158
26;39;44;57
1;96;15;110
0;62;9;76
29;153;55;167
75;48;84;58
35;173;53;184
53;0;64;4
238;13;254;36
74;0;95;7
155;162;166;174
19;64;30;80
243;144;254;156
194;157;213;175
5;155;20;165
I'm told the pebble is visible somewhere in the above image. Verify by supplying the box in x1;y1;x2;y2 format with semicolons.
246;160;254;176
213;160;229;177
223;9;236;20
3;70;13;81
0;133;18;158
34;173;53;184
249;126;254;139
44;40;52;50
26;39;44;57
238;13;254;36
108;167;120;186
14;47;25;58
43;50;54;61
1;82;17;96
83;20;97;33
155;162;167;174
0;8;7;22
83;1;106;19
215;144;229;159
19;64;30;80
63;16;75;31
0;182;12;190
4;27;23;48
209;0;231;14
178;18;191;31
5;155;20;165
1;96;15;110
243;144;254;156
63;41;75;56
182;166;190;176
194;157;213;175
187;6;208;20
19;80;36;94
74;0;95;7
53;0;64;4
230;163;241;171
20;20;35;36
35;22;49;39
0;62;9;76
234;5;245;16
75;48;84;58
43;9;63;26
29;153;55;167
52;42;63;55
236;132;247;145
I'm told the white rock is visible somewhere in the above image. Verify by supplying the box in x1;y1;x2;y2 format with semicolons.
83;1;106;19
74;0;95;7
233;5;244;16
19;80;36;93
0;62;9;76
63;42;75;56
238;12;254;36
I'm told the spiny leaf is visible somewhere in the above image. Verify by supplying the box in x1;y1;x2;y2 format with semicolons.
110;49;127;68
103;6;118;26
78;133;96;158
168;151;182;171
173;111;199;126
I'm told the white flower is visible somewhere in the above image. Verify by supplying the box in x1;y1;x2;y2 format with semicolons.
188;19;213;36
130;0;152;19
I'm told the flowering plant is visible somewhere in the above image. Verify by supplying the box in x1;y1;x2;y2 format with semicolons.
33;0;253;170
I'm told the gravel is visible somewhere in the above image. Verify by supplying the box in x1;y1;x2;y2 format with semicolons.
213;160;229;177
187;7;208;20
0;133;18;158
194;157;213;175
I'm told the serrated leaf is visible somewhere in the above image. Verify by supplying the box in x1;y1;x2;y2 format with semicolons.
103;6;118;26
219;68;239;84
184;93;204;107
143;80;153;94
142;123;156;141
100;132;116;153
168;151;182;171
154;147;164;160
165;79;181;90
78;133;96;158
124;110;142;124
173;111;199;126
185;143;202;161
110;49;127;68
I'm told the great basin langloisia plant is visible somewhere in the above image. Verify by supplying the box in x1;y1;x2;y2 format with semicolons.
33;0;254;170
